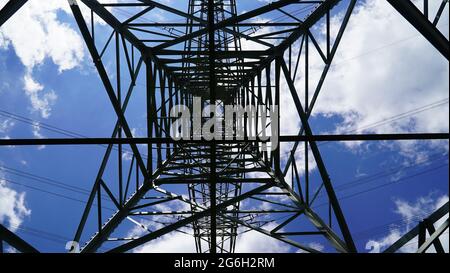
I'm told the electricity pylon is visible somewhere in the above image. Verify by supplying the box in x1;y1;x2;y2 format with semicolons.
0;0;448;253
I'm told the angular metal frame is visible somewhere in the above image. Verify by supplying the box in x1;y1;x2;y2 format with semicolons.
0;0;448;253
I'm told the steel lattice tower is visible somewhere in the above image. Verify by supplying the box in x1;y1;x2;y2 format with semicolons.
0;0;448;253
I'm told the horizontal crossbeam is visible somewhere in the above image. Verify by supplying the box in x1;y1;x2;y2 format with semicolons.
1;133;447;146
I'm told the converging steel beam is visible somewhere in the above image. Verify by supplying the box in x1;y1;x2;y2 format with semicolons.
387;0;449;59
1;0;447;255
0;224;39;253
283;0;357;176
69;1;155;252
79;0;184;88
71;59;144;245
151;0;302;51
0;0;28;27
416;219;449;253
69;1;148;178
208;0;217;254
384;201;449;253
280;57;357;252
107;183;274;253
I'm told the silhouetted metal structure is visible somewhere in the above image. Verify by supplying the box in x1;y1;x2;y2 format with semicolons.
384;201;449;253
0;224;39;253
0;0;448;253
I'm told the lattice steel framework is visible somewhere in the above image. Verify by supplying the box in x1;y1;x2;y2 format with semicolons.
0;0;449;253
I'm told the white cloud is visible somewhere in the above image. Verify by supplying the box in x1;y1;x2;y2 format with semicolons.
122;151;133;161
0;173;31;232
23;73;44;93
239;17;320;176
0;30;8;49
30;121;46;150
0;118;14;146
309;0;449;156
127;200;196;253
0;0;86;119
132;223;293;253
365;193;449;253
307;242;324;251
128;196;292;253
23;73;57;119
238;1;449;177
133;228;197;253
0;118;15;136
296;242;325;253
0;0;121;121
0;0;84;71
0;0;118;122
127;209;197;253
235;223;291;253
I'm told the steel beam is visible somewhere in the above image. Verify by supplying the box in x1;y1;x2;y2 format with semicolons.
0;224;39;253
0;0;27;27
208;0;217;254
1;133;448;146
107;183;274;252
384;201;449;253
280;57;357;252
387;0;449;59
69;1;148;178
283;0;357;176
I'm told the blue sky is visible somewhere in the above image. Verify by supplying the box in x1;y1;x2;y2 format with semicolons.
0;0;449;253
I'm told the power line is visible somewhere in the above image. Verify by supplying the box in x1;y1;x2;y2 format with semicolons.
315;152;448;199
7;223;71;244
313;163;448;209
0;165;90;194
352;206;447;241
2;97;448;158
0;109;150;160
283;97;449;156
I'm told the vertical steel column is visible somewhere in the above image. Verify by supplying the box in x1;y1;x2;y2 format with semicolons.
304;33;309;205
146;58;154;178
207;0;217;254
274;58;281;176
116;32;123;206
418;221;426;248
